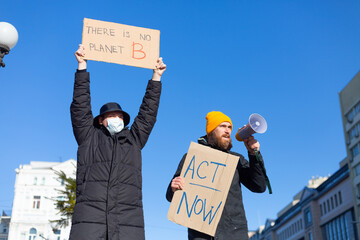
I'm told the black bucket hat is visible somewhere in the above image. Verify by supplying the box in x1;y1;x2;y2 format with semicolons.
93;102;130;127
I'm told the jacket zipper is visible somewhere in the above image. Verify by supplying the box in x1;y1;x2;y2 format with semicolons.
106;135;117;240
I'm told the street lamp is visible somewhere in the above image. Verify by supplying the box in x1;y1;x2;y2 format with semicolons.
0;22;18;68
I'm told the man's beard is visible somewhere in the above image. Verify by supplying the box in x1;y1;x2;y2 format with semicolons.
208;132;233;151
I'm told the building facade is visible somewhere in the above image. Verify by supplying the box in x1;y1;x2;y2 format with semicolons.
250;164;357;240
0;211;10;240
249;70;360;240
339;70;360;238
8;160;76;240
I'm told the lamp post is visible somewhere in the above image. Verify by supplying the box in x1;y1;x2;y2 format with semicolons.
0;22;18;68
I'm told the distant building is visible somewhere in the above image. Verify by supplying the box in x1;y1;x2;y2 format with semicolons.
249;70;360;239
339;70;360;238
8;160;76;240
250;164;356;239
0;211;10;240
249;225;265;240
260;219;275;240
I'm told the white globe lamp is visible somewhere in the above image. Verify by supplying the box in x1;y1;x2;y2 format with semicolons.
0;22;19;67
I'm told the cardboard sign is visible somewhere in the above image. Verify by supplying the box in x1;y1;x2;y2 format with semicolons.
82;18;160;69
167;142;239;236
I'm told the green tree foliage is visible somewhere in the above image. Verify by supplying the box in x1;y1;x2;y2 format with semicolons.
51;170;76;228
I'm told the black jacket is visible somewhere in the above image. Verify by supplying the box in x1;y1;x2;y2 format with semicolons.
166;136;267;240
70;70;161;240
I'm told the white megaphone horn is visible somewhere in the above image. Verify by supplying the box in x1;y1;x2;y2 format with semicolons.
235;113;267;141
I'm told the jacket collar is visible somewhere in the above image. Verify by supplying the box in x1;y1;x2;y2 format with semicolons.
100;125;130;139
197;135;230;153
197;135;209;146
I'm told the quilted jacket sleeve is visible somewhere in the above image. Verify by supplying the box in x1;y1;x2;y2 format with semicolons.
70;70;95;145
130;80;162;149
238;152;267;193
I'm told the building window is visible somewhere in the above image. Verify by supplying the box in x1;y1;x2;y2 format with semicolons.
348;126;356;140
335;194;338;207
336;217;342;239
296;221;300;232
54;230;61;240
304;208;312;227
308;231;313;240
339;191;342;205
351;144;360;159
347;109;355;123
33;196;40;209
323;202;327;214
357;183;360;199
320;204;323;216
322;211;351;240
33;177;37;185
355;102;360;115
354;164;360;176
41;177;45;185
327;199;331;212
331;197;334;210
349;127;357;141
29;228;37;240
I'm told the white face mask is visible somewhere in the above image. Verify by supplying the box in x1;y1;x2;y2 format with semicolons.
106;117;124;135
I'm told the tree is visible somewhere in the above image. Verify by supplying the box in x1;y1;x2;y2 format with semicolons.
51;170;76;228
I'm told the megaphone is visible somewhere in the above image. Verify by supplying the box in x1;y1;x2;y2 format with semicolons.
235;113;267;141
235;113;272;194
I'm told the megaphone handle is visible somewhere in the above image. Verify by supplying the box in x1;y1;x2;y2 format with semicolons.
254;149;273;194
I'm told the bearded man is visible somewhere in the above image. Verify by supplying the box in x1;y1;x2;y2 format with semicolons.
166;111;268;240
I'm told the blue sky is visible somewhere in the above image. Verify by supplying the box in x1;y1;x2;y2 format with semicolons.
1;0;360;239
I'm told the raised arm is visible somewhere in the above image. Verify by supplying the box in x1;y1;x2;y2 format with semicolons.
130;58;166;149
75;44;87;70
151;57;166;81
238;153;267;193
70;44;94;145
237;137;267;193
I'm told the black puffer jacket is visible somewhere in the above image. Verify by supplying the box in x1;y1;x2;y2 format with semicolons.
166;136;267;240
70;70;161;240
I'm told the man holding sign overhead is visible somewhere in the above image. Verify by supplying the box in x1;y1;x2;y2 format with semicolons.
166;111;267;240
70;44;166;240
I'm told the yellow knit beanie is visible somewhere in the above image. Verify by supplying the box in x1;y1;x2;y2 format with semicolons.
205;111;233;135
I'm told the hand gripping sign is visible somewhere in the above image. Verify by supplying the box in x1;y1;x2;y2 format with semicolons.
168;142;239;236
82;18;160;69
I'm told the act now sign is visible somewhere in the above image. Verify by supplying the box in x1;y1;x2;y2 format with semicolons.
167;142;239;236
82;18;160;69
